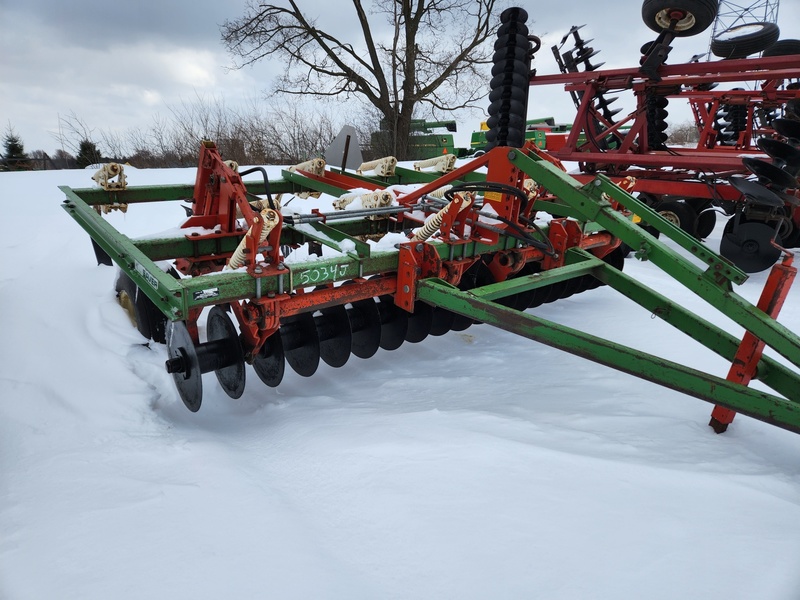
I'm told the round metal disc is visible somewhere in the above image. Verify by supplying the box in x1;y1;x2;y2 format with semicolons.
405;301;433;343
574;275;594;293
252;331;285;387
429;306;456;336
720;221;782;273
497;289;526;311
543;281;566;303
742;157;798;190
510;263;539;310
281;312;320;377
729;177;786;208
207;306;245;399
450;263;481;331
377;295;408;351
773;118;800;142
315;304;352;368
456;262;494;325
527;282;552;308
166;321;203;412
559;276;584;300
449;314;472;332
347;298;382;359
757;138;800;172
696;209;717;239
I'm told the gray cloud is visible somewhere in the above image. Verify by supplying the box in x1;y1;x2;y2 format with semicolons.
2;0;798;154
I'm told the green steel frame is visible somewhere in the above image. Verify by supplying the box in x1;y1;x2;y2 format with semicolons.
60;146;800;433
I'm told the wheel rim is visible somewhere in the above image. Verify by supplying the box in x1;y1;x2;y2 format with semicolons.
659;209;682;227
654;9;694;32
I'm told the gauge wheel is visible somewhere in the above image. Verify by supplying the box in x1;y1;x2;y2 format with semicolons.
762;39;800;57
642;0;719;37
655;200;697;236
711;22;780;59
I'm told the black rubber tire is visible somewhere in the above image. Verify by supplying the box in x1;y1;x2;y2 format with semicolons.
642;0;718;37
711;22;780;59
763;39;800;57
654;200;697;236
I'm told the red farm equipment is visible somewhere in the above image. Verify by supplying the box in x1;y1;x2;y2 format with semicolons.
529;3;800;273
61;5;800;437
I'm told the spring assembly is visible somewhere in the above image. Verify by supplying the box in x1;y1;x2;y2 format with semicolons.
226;208;280;270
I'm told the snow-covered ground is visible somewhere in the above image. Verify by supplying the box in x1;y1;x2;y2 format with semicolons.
1;165;799;599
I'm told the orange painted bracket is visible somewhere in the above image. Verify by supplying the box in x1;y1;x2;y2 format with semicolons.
710;254;797;433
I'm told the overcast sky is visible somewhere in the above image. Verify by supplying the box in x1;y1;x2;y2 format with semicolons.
2;0;798;155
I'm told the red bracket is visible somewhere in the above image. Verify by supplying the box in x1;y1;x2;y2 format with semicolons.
396;242;443;312
709;253;797;432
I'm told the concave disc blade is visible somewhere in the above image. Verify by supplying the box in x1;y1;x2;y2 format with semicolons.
207;305;246;399
453;262;494;327
315;303;352;368
497;290;526;310
757;138;800;172
559;276;584;300
377;295;408;351
729;176;786;207
574;275;594;293
347;298;381;359
281;312;320;377
742;157;798;190
773;118;800;142
720;221;782;273
449;263;481;331
543;281;566;303
166;321;203;412
429;306;455;336
509;263;539;310
252;331;285;387
405;301;434;343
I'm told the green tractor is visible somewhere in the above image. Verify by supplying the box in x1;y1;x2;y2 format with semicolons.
371;119;460;159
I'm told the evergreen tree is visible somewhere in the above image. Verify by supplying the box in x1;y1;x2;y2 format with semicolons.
76;139;103;169
3;128;30;170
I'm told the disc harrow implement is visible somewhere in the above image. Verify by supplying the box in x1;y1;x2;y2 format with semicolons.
530;0;800;272
61;6;800;439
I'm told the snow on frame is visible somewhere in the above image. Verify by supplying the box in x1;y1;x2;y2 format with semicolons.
1;164;799;600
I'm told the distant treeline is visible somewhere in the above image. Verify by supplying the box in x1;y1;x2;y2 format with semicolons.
3;96;382;171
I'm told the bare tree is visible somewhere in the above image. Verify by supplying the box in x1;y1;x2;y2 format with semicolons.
54;111;100;156
221;0;497;160
667;121;700;146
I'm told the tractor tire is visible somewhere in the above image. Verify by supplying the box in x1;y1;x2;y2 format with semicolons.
762;39;800;57
642;0;718;37
655;200;697;236
710;22;780;59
